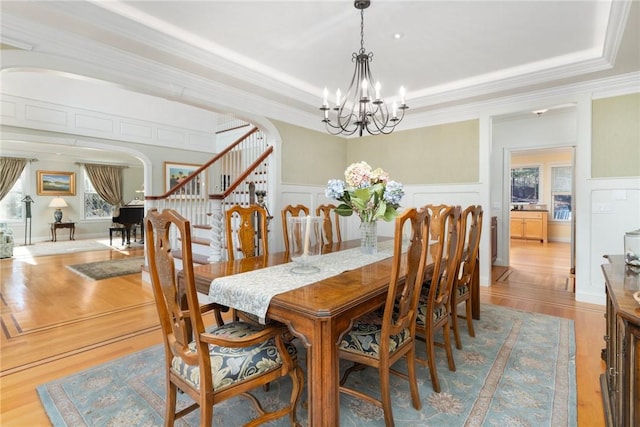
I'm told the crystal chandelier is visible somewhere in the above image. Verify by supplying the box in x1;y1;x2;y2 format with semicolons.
320;0;408;137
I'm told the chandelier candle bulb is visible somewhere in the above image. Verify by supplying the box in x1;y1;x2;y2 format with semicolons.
392;102;398;119
375;81;381;100
400;86;406;104
336;89;341;106
322;88;329;107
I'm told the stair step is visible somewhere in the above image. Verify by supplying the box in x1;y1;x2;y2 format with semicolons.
171;249;210;265
177;236;211;246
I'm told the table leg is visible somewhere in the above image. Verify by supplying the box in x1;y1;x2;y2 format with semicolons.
307;320;340;426
279;316;342;426
70;224;75;240
51;224;57;242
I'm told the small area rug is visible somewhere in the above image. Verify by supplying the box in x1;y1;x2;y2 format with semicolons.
12;239;113;258
67;257;145;280
37;304;576;426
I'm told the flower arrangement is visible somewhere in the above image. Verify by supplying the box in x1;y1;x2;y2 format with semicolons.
325;161;404;223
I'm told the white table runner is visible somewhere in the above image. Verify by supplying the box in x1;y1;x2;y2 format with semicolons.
208;240;395;321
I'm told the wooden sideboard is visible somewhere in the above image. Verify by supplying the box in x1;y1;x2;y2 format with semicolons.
600;255;640;427
510;210;547;243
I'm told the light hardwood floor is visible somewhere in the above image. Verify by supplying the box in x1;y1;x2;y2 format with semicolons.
1;239;606;426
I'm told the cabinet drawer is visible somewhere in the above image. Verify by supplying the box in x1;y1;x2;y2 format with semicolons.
511;211;543;219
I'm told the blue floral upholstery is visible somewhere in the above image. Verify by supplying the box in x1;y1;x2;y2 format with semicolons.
416;282;448;327
171;322;297;391
456;283;469;297
339;311;411;358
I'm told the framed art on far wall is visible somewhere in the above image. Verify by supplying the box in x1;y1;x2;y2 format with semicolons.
37;171;76;196
164;162;205;195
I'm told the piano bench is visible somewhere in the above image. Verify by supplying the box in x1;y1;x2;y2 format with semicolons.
109;227;129;246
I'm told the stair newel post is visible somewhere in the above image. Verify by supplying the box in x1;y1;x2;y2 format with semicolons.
208;198;224;262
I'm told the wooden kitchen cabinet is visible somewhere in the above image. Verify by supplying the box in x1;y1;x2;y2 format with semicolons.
600;255;640;427
510;210;548;243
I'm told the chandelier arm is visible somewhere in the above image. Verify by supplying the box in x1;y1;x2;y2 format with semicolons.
325;119;359;136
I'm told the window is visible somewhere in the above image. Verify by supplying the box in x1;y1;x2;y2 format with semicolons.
551;166;572;221
0;170;25;220
511;166;540;204
83;170;113;219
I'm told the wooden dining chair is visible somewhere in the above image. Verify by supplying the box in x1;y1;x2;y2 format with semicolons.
144;208;304;427
225;204;269;261
281;204;309;256
451;205;483;349
315;204;342;245
415;204;464;393
338;207;430;427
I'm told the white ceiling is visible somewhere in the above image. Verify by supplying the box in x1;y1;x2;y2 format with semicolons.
1;0;639;135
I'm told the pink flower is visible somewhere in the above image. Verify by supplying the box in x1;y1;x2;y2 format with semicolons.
344;161;372;188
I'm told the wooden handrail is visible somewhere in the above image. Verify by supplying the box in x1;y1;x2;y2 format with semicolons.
146;126;259;201
216;123;250;134
210;146;274;200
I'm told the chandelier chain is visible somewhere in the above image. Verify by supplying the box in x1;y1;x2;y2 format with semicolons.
359;9;365;55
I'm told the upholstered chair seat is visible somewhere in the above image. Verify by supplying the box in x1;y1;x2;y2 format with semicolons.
339;315;412;358
171;322;297;391
416;290;449;327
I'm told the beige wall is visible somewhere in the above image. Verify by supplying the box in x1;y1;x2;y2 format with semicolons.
592;93;640;178
271;120;346;185
273;118;479;187
345;120;479;185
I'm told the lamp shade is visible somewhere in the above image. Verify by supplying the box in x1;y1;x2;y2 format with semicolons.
48;198;68;208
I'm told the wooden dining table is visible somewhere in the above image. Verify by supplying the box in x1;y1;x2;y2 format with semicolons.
186;239;480;426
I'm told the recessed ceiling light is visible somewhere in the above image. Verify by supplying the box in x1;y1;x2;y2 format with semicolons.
393;32;405;40
532;109;548;116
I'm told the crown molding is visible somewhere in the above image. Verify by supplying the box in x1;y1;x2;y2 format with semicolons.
4;0;631;116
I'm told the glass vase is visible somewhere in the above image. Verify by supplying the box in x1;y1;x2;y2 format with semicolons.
360;221;378;254
288;216;323;274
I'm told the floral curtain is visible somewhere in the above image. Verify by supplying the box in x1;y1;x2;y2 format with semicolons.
0;157;28;201
83;163;125;214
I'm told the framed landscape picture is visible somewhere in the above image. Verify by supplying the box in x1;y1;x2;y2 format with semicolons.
164;162;205;196
37;171;76;196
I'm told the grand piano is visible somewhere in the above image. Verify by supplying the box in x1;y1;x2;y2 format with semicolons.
112;200;144;245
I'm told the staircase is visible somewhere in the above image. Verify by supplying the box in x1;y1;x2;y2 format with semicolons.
145;123;273;267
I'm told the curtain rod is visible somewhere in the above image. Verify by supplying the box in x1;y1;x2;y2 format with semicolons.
75;161;129;168
1;156;38;162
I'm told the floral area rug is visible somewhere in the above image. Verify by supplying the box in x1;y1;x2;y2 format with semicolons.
66;257;145;281
37;304;576;426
